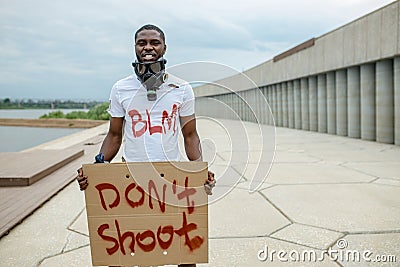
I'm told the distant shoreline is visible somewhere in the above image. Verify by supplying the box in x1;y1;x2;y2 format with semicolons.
0;118;108;128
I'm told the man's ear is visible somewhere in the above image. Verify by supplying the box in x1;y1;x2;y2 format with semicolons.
163;44;167;56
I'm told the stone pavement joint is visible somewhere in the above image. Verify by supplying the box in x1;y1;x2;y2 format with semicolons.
257;191;293;223
66;208;89;237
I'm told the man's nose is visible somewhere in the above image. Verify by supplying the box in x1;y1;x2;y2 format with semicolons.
144;42;152;50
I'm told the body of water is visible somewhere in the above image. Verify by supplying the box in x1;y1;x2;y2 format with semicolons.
0;109;87;152
0;126;82;152
0;109;88;119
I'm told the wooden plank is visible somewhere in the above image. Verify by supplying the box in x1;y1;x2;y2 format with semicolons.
0;138;101;237
0;148;84;186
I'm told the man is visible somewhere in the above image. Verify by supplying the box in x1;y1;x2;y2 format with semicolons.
77;24;215;267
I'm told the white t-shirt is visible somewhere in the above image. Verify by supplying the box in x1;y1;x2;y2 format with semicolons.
108;73;195;162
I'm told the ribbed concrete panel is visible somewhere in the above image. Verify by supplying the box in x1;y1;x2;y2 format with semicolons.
245;90;250;121
300;78;309;131
248;91;252;122
235;92;241;120
268;86;274;126
225;94;231;119
255;89;261;124
249;90;255;122
287;81;294;128
243;90;249;122
234;92;242;118
214;95;221;118
266;86;271;124
277;83;282;127
267;87;273;125
336;69;348;136
360;63;376;141
326;72;336;134
224;94;230;120
229;94;234;120
376;59;394;144
213;95;219;119
317;74;327;133
309;76;318;131
229;93;235;120
239;91;245;121
260;88;265;124
250;89;258;123
244;90;249;122
220;94;224;117
263;87;271;125
294;80;302;129
220;94;225;119
254;89;260;123
272;85;277;126
233;91;239;120
395;57;400;145
234;92;239;120
282;82;288;127
259;87;266;124
347;67;361;138
242;91;247;121
264;88;270;125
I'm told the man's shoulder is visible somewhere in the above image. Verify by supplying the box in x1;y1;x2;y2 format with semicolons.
165;74;192;90
113;74;141;89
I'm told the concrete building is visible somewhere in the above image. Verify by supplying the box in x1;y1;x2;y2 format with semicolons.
194;1;400;145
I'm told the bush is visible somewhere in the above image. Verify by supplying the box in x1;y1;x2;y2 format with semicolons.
40;110;65;119
65;111;88;119
86;102;110;120
39;102;110;120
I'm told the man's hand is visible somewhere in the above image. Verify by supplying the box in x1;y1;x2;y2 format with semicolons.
76;167;88;191
204;170;216;195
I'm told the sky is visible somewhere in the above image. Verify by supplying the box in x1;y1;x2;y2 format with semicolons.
0;0;395;101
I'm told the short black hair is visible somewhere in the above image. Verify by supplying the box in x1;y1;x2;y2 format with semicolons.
134;24;165;42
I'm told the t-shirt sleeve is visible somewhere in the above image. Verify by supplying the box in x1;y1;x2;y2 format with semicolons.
107;83;125;117
179;84;195;117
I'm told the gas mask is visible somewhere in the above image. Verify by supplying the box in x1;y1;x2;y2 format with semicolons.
132;58;168;101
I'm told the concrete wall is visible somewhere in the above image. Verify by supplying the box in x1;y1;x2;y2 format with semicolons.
194;1;400;145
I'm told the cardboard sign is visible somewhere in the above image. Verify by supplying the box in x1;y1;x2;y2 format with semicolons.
83;162;208;266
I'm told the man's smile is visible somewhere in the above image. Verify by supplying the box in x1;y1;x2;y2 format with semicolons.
142;53;157;61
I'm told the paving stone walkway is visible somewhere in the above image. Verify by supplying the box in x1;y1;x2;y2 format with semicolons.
0;119;399;267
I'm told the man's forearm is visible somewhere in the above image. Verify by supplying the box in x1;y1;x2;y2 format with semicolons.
185;133;202;161
99;132;122;162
